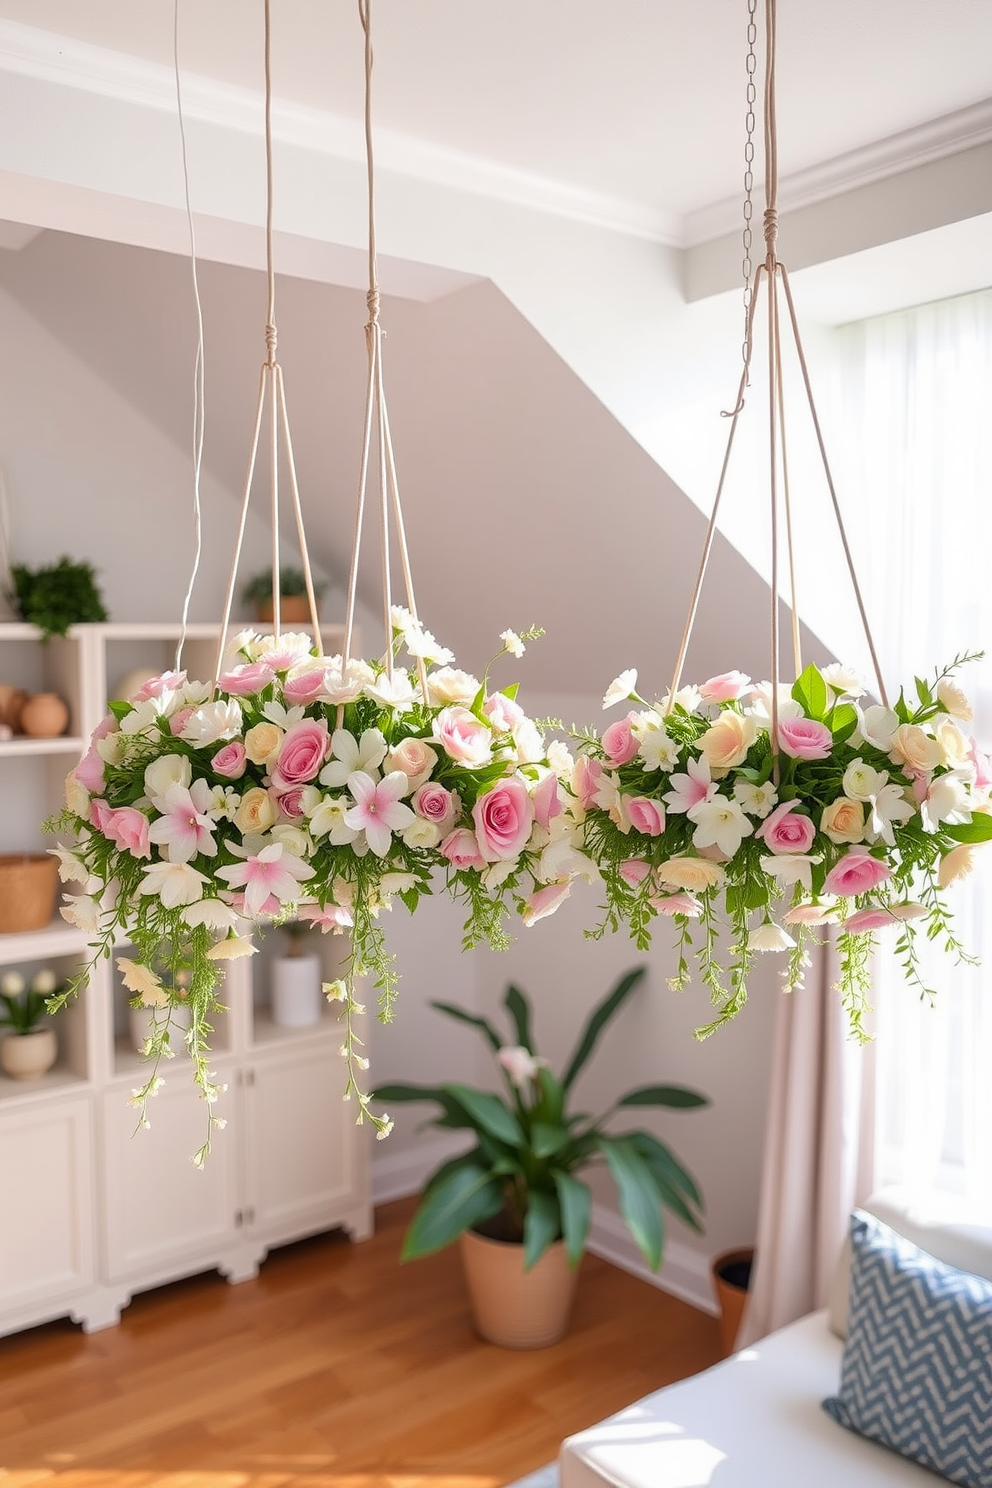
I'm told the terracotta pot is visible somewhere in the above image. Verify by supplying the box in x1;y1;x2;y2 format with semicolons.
19;691;69;739
255;595;314;625
0;684;28;731
459;1228;579;1349
0;854;59;932
711;1246;754;1356
1;1027;57;1080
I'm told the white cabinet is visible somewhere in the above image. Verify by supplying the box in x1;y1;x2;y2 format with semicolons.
0;621;373;1340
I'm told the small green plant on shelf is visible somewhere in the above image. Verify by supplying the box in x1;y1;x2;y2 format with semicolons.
241;565;328;608
0;968;62;1034
373;966;709;1272
8;556;108;640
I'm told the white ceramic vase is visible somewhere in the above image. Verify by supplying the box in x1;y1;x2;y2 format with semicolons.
271;954;323;1028
1;1027;57;1080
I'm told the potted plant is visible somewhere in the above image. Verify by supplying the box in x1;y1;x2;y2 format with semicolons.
241;565;327;624
0;968;61;1079
373;966;709;1348
8;556;108;640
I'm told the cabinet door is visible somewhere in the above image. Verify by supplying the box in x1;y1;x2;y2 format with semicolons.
0;1096;95;1314
244;1041;370;1244
101;1076;239;1282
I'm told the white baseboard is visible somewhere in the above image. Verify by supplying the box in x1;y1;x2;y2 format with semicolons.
371;1145;718;1316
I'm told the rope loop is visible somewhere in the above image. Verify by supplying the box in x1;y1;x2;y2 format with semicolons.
265;321;278;363
763;207;779;259
366;287;380;324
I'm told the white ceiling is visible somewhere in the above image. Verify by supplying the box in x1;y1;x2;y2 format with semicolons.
4;0;992;238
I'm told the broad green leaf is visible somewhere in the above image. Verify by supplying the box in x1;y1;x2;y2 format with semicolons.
915;676;933;709
601;1136;664;1271
791;664;828;722
562;967;647;1091
421;1147;486;1197
503;983;534;1052
533;1065;565;1127
445;1084;525;1147
523;1189;561;1270
627;1130;705;1211
552;1170;591;1267
403;1162;504;1259
827;702;858;737
530;1122;572;1159
617;1085;709;1110
945;816;992;843
430;1000;502;1051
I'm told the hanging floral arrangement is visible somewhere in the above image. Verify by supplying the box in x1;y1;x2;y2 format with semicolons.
47;613;592;1159
571;656;992;1040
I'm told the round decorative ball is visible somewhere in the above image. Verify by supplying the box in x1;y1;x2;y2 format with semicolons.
18;692;69;738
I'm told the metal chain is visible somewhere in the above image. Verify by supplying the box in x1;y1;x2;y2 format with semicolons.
739;0;758;371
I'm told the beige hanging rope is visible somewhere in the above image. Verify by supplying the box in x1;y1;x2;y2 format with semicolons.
339;0;429;713
213;0;323;686
665;0;889;762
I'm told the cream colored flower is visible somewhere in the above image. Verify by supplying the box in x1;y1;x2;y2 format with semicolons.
655;856;726;892
64;772;91;818
699;712;758;772
934;717;970;768
244;721;284;766
820;664;867;698
750;921;796;952
206;935;257;961
117;956;167;1005
144;752;193;804
938;842;979;888
95;730;125;766
427;667;481;705
889;724;943;773
821;797;866;845
402;817;440;849
937;679;973;722
234;786;278;835
60;893;101;933
841;758;887;803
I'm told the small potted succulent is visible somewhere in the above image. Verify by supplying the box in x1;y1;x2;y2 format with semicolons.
241;565;327;625
8;556;108;640
0;968;61;1079
373;966;709;1348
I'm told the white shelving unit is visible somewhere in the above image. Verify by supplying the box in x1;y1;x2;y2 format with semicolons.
0;621;372;1339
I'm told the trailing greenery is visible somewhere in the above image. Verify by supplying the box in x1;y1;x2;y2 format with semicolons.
9;556;108;639
373;966;709;1272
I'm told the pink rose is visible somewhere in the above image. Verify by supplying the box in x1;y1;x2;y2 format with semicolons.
756;799;816;854
433;707;493;766
619;858;652;887
74;743;106;796
699;670;751;702
413;782;459;833
217;661;276;696
212;741;247;779
472;778;534;862
626;795;666;836
777;717;832;760
532;772;563;832
601;714;639;766
485;692;525;733
275;786;307;820
440;828;487;871
571;754;603;810
98;804;151;859
169;706;195;737
282;669;328;705
844;907;897;933
522;881;573;927
270;719;329;788
134;670;187;701
385;737;438;792
823;851;892;897
969;738;992;793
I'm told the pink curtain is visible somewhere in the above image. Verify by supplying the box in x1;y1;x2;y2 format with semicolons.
736;937;876;1347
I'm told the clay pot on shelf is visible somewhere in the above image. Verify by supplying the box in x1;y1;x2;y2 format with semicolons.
0;1027;58;1080
0;685;28;732
0;854;59;933
18;691;70;739
255;595;314;625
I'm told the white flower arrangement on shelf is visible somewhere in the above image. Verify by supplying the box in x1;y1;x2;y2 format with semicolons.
47;611;593;1160
570;656;992;1039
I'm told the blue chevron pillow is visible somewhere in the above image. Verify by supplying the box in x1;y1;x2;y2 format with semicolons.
823;1209;992;1487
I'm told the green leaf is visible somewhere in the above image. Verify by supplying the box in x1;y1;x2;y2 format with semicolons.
561;966;646;1091
533;1065;566;1127
402;1162;505;1260
530;1122;572;1159
372;1081;454;1106
552;1170;591;1267
791;664;828;721
429;1001;502;1052
915;676;933;709
503;682;519;701
523;1189;561;1270
502;982;534;1052
444;1084;525;1147
945;816;992;844
627;1131;705;1211
601;1136;664;1271
826;702;858;739
617;1085;709;1110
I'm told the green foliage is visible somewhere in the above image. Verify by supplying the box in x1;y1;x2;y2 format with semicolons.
0;987;50;1034
372;967;709;1272
240;565;327;603
9;556;108;639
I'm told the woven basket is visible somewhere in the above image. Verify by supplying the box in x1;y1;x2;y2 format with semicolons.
0;854;59;933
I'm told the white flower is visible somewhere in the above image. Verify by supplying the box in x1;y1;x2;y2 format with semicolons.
270;824;313;859
482;860;517;890
937;678;973;722
138;861;208;909
842;758;887;802
95;730;126;766
689;796;754;856
379;872;419;897
497;1045;548;1087
857;704;900;752
821;663;866;698
206;935;258;961
254;631;314;665
867;781;917;844
60;893;101;933
120;698;164;737
182;899;240;932
308;794;360;845
320;728;388;789
426;667;481;705
745;683;802;726
321;656;376;705
144;753;193;806
365;669;417;712
402;817;440;849
400;615;454;665
511;718;545;764
180;699;243;746
751;921;795;952
919;774;972;835
50;845;91;886
500;629;525;659
1;970;25;996
260;700;306;729
759;853;822;890
733;780;778;818
634;716;680;772
603;669;638;709
546;739;574;778
660;685;702;715
31;969;57;996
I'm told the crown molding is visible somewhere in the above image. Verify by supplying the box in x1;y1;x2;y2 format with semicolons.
0;19;681;247
684;97;992;247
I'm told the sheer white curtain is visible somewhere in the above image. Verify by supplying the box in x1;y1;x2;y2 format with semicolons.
831;287;992;1212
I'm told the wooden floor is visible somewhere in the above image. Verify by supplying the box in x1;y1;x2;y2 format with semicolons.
0;1197;722;1488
